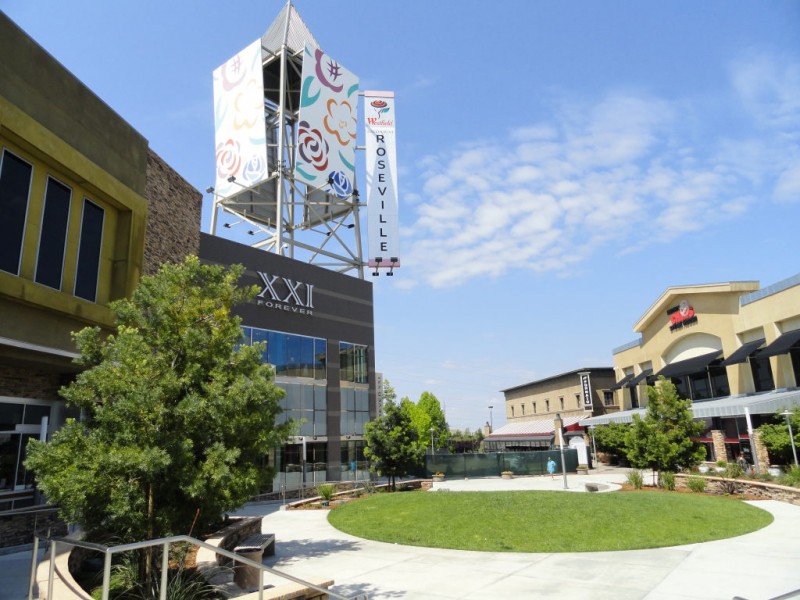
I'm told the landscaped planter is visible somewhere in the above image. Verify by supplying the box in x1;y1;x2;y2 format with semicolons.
501;472;513;480
432;474;445;483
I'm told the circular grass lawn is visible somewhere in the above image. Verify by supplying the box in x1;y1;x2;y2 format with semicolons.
327;490;773;552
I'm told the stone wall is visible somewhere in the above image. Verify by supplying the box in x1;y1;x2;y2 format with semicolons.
0;507;67;549
143;149;202;275
0;366;66;400
675;473;800;506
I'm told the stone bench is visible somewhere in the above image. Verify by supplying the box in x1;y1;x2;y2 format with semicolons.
233;533;276;590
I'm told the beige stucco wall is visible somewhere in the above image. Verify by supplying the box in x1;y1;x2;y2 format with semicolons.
614;279;800;403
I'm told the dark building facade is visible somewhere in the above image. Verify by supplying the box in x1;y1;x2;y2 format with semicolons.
199;234;376;491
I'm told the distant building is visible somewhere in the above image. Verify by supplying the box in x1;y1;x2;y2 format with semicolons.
0;12;201;520
486;367;615;453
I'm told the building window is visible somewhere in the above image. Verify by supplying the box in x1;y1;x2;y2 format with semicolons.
511;406;515;417
575;393;581;408
545;399;550;412
533;402;537;413
603;391;614;406
35;177;71;290
750;355;774;392
242;326;326;379
559;397;564;410
521;404;525;415
74;199;104;301
340;386;369;435
0;150;33;276
0;401;50;494
340;342;368;383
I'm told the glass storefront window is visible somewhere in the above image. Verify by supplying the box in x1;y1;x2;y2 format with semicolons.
242;326;326;380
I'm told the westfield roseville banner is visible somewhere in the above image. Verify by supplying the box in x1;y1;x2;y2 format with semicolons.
364;91;400;272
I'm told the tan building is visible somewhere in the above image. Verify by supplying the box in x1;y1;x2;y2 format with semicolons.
583;274;800;470
486;367;615;453
0;13;201;521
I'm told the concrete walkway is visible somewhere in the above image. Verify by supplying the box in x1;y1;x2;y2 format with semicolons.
4;471;799;600
250;472;800;600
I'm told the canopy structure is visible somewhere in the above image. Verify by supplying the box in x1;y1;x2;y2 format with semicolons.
757;329;800;359
719;339;765;367
655;350;722;378
580;388;800;426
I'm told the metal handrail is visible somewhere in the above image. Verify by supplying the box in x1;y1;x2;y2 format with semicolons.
29;532;359;600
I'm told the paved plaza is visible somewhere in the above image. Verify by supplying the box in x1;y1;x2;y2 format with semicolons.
3;470;799;599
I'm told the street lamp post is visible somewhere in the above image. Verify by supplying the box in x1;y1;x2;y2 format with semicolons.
430;427;436;457
781;410;799;467
555;413;568;489
488;405;493;432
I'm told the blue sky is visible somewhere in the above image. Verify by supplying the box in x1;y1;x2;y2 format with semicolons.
4;0;799;431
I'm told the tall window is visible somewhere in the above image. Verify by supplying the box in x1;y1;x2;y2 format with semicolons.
559;397;564;410
603;391;614;406
750;355;774;392
35;177;71;289
242;326;326;379
340;342;368;383
0;150;33;275
575;393;581;408
74;199;104;301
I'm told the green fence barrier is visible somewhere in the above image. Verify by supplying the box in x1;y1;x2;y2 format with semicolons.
422;449;579;479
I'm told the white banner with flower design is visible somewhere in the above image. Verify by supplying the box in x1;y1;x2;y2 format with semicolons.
213;39;268;198
365;91;400;269
295;44;359;199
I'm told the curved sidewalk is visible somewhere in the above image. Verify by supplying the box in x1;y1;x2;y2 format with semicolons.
254;474;800;600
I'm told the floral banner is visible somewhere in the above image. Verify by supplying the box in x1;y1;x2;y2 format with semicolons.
213;39;268;198
295;44;359;198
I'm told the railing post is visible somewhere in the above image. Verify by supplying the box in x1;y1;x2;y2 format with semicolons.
28;535;39;600
160;541;169;600
47;540;55;600
101;550;112;600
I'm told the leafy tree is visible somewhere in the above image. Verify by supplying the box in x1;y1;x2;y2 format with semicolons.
26;257;291;546
758;407;800;464
381;378;397;405
363;399;425;490
624;377;706;483
592;422;630;455
448;428;484;453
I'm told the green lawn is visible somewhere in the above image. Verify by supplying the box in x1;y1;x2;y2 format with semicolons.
327;490;773;552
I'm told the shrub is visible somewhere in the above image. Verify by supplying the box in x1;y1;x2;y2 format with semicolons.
626;470;644;490
778;465;800;488
317;483;336;502
687;476;707;493
659;471;676;491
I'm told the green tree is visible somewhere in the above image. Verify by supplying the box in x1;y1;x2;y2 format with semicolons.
26;257;291;545
592;422;630;456
624;377;706;483
363;399;425;490
758;407;800;464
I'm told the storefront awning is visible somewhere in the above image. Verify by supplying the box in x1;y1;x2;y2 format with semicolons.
485;415;586;439
757;329;800;359
627;369;653;386
580;388;800;426
655;350;722;379
610;373;634;390
719;338;765;367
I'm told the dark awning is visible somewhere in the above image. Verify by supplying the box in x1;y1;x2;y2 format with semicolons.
610;373;634;390
719;338;765;367
757;329;800;359
627;369;653;386
656;350;722;379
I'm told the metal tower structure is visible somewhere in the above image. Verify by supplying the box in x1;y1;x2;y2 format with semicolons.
208;2;365;278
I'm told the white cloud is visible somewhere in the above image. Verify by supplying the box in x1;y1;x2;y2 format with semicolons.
396;52;799;289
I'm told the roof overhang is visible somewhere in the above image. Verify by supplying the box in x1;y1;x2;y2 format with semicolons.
633;281;759;333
